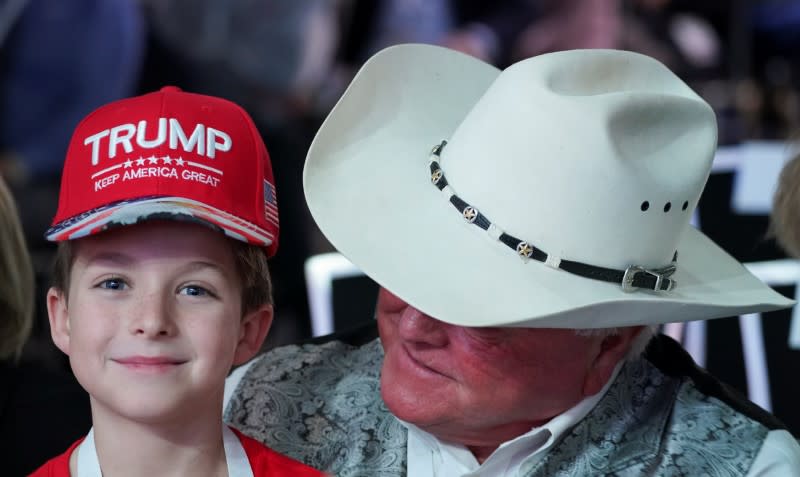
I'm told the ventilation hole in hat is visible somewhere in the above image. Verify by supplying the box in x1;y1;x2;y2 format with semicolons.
682;201;689;211
640;201;650;211
663;202;672;212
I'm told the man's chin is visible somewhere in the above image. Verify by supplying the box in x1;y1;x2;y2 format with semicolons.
380;360;453;426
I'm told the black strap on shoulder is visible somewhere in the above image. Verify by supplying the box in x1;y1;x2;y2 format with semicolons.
645;333;788;431
304;321;379;347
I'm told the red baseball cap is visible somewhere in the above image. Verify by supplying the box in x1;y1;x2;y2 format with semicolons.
46;86;279;257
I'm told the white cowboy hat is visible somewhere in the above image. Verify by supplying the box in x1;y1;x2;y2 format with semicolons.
304;44;793;328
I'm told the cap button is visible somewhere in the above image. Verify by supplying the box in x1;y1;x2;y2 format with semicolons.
160;86;182;93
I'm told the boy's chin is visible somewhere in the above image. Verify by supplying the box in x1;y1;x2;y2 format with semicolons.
92;389;220;427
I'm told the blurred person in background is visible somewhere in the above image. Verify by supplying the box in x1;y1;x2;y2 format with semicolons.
0;175;90;476
338;0;537;66
513;0;722;79
0;0;145;197
770;146;800;257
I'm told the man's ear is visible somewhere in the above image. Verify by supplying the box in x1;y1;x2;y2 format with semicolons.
47;287;71;355
582;326;644;396
233;304;274;365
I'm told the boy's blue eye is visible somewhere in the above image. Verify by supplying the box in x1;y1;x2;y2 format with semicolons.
180;285;210;297
98;278;127;290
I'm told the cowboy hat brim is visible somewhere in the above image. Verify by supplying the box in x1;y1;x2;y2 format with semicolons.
304;44;793;328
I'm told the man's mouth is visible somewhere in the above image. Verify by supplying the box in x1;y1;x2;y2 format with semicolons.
400;345;449;379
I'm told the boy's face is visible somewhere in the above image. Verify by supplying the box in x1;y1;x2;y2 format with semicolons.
47;221;272;424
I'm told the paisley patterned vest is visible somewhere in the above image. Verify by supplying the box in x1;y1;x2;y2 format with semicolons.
225;325;785;476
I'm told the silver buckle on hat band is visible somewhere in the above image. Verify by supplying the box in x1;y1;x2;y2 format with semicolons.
622;265;677;292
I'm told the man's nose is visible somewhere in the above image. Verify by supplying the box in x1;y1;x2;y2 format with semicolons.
128;291;176;338
397;305;448;347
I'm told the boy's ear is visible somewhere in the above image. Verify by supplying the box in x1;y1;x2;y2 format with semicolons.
47;287;71;355
233;304;273;365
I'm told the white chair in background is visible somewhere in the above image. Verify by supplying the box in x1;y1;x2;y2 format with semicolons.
304;252;364;336
739;259;800;412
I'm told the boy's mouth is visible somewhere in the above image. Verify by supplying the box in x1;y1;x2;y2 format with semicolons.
112;356;188;371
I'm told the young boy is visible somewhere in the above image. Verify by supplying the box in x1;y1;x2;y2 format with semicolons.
31;87;324;476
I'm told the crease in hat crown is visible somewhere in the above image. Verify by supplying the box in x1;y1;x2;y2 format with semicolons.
46;86;280;257
303;44;793;328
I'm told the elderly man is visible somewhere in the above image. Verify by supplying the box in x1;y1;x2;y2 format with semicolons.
225;45;800;475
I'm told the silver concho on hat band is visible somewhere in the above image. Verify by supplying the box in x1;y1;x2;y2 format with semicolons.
428;141;677;293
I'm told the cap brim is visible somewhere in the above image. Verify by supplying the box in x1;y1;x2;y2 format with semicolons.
304;44;793;328
45;196;276;250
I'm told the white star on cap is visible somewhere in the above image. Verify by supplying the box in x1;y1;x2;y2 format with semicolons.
175;157;185;167
148;156;159;165
162;155;173;165
123;159;133;168
136;157;146;166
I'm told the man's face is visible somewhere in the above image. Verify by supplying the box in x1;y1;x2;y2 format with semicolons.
377;288;623;447
47;221;270;425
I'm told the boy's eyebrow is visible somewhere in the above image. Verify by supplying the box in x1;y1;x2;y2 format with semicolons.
84;251;135;266
84;254;226;275
180;261;228;275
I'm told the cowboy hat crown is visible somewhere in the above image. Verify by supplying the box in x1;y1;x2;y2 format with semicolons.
443;49;716;272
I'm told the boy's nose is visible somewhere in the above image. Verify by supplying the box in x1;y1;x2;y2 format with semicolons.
129;292;176;338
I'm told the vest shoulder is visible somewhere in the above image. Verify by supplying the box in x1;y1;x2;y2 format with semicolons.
527;353;772;476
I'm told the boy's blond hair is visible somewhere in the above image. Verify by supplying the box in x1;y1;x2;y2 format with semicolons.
0;177;35;360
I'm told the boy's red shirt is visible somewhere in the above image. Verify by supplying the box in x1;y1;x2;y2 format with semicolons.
28;427;325;476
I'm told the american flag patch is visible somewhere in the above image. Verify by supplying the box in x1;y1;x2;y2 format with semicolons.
263;180;279;227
